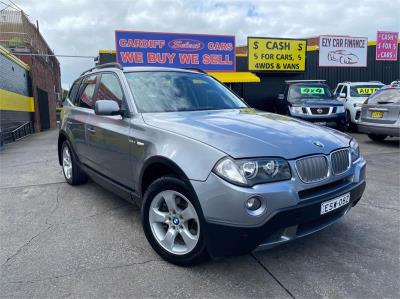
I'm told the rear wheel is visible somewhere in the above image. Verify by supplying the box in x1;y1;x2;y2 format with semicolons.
367;134;387;142
61;141;87;185
142;176;208;266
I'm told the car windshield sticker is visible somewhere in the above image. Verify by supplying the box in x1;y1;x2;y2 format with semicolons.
300;87;325;94
357;87;380;95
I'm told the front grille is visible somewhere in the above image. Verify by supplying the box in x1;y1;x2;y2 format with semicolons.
331;149;350;174
310;107;330;115
296;156;329;183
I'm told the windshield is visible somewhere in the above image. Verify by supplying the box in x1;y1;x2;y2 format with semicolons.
350;85;383;97
288;84;333;103
124;71;247;113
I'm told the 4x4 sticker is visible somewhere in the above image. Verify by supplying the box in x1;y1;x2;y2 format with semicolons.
300;87;325;94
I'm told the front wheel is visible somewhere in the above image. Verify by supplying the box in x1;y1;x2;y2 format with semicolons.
61;141;87;185
368;134;387;142
345;110;357;132
142;176;208;266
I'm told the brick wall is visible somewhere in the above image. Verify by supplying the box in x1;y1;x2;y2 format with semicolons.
17;54;61;131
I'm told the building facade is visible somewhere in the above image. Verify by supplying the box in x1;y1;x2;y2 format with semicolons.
0;9;61;132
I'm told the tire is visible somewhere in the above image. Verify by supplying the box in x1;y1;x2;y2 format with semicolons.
142;176;208;266
345;110;357;132
368;134;387;142
61;140;88;185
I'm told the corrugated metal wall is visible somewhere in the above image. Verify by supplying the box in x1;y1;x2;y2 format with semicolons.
0;51;33;130
235;44;400;112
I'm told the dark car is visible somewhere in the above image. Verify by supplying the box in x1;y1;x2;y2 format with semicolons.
275;80;346;129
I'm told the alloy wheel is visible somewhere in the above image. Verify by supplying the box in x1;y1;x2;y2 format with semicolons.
149;190;200;255
62;146;72;180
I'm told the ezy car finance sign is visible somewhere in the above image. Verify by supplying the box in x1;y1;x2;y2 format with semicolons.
319;35;368;67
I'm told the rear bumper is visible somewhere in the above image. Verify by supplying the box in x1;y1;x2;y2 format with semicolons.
358;123;400;137
204;181;365;257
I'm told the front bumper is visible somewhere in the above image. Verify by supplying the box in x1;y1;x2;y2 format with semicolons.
192;157;366;257
292;113;346;127
358;122;400;137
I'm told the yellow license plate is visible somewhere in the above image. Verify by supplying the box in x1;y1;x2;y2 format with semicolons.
371;111;384;118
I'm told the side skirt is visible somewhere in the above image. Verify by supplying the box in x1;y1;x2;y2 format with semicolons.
80;164;141;206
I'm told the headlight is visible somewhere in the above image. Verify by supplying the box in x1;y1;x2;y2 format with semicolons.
353;103;363;108
350;139;360;162
336;106;345;113
290;106;304;114
213;157;291;186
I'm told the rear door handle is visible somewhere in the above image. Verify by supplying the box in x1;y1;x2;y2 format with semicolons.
87;127;96;133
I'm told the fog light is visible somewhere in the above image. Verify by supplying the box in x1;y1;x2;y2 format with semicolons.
246;197;261;211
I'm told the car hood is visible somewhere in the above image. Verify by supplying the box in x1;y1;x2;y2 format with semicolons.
142;108;351;159
292;99;343;106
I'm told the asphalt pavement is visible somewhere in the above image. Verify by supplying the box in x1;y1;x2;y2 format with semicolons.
0;129;399;298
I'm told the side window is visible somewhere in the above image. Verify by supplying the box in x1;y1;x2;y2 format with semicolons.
78;74;98;109
96;73;124;108
67;79;81;105
334;84;343;96
341;85;348;96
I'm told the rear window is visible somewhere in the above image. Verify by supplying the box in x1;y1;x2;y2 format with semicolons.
366;88;400;105
350;85;383;97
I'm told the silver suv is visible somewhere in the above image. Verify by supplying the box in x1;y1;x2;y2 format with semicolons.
59;63;366;265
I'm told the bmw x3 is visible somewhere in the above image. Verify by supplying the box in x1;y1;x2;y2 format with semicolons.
59;63;366;265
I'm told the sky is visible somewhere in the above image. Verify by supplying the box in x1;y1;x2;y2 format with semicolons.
6;0;400;89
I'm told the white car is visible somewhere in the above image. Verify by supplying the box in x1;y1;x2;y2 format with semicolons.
333;82;384;131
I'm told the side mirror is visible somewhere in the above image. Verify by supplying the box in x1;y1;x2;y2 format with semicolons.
339;93;346;98
277;94;284;100
95;100;121;116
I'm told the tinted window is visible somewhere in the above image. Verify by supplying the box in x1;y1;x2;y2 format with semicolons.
367;88;400;105
125;72;247;113
78;75;98;109
288;84;333;103
97;73;124;108
350;85;383;97
67;79;81;105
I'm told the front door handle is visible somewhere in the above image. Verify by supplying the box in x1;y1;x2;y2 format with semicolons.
87;127;96;134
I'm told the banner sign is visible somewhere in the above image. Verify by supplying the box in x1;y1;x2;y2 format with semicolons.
248;37;306;72
115;30;235;71
376;31;398;61
319;35;368;67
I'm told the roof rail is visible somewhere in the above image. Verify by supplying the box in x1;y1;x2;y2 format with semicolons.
80;62;123;76
184;68;207;74
285;79;326;84
368;81;383;83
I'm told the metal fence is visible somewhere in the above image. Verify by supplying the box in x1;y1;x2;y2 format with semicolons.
0;9;53;58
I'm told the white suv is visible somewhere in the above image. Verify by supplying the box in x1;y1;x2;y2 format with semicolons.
333;82;384;131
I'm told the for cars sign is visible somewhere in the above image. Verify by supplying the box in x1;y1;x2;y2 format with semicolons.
319;35;368;67
248;37;307;72
376;31;398;61
115;30;235;71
